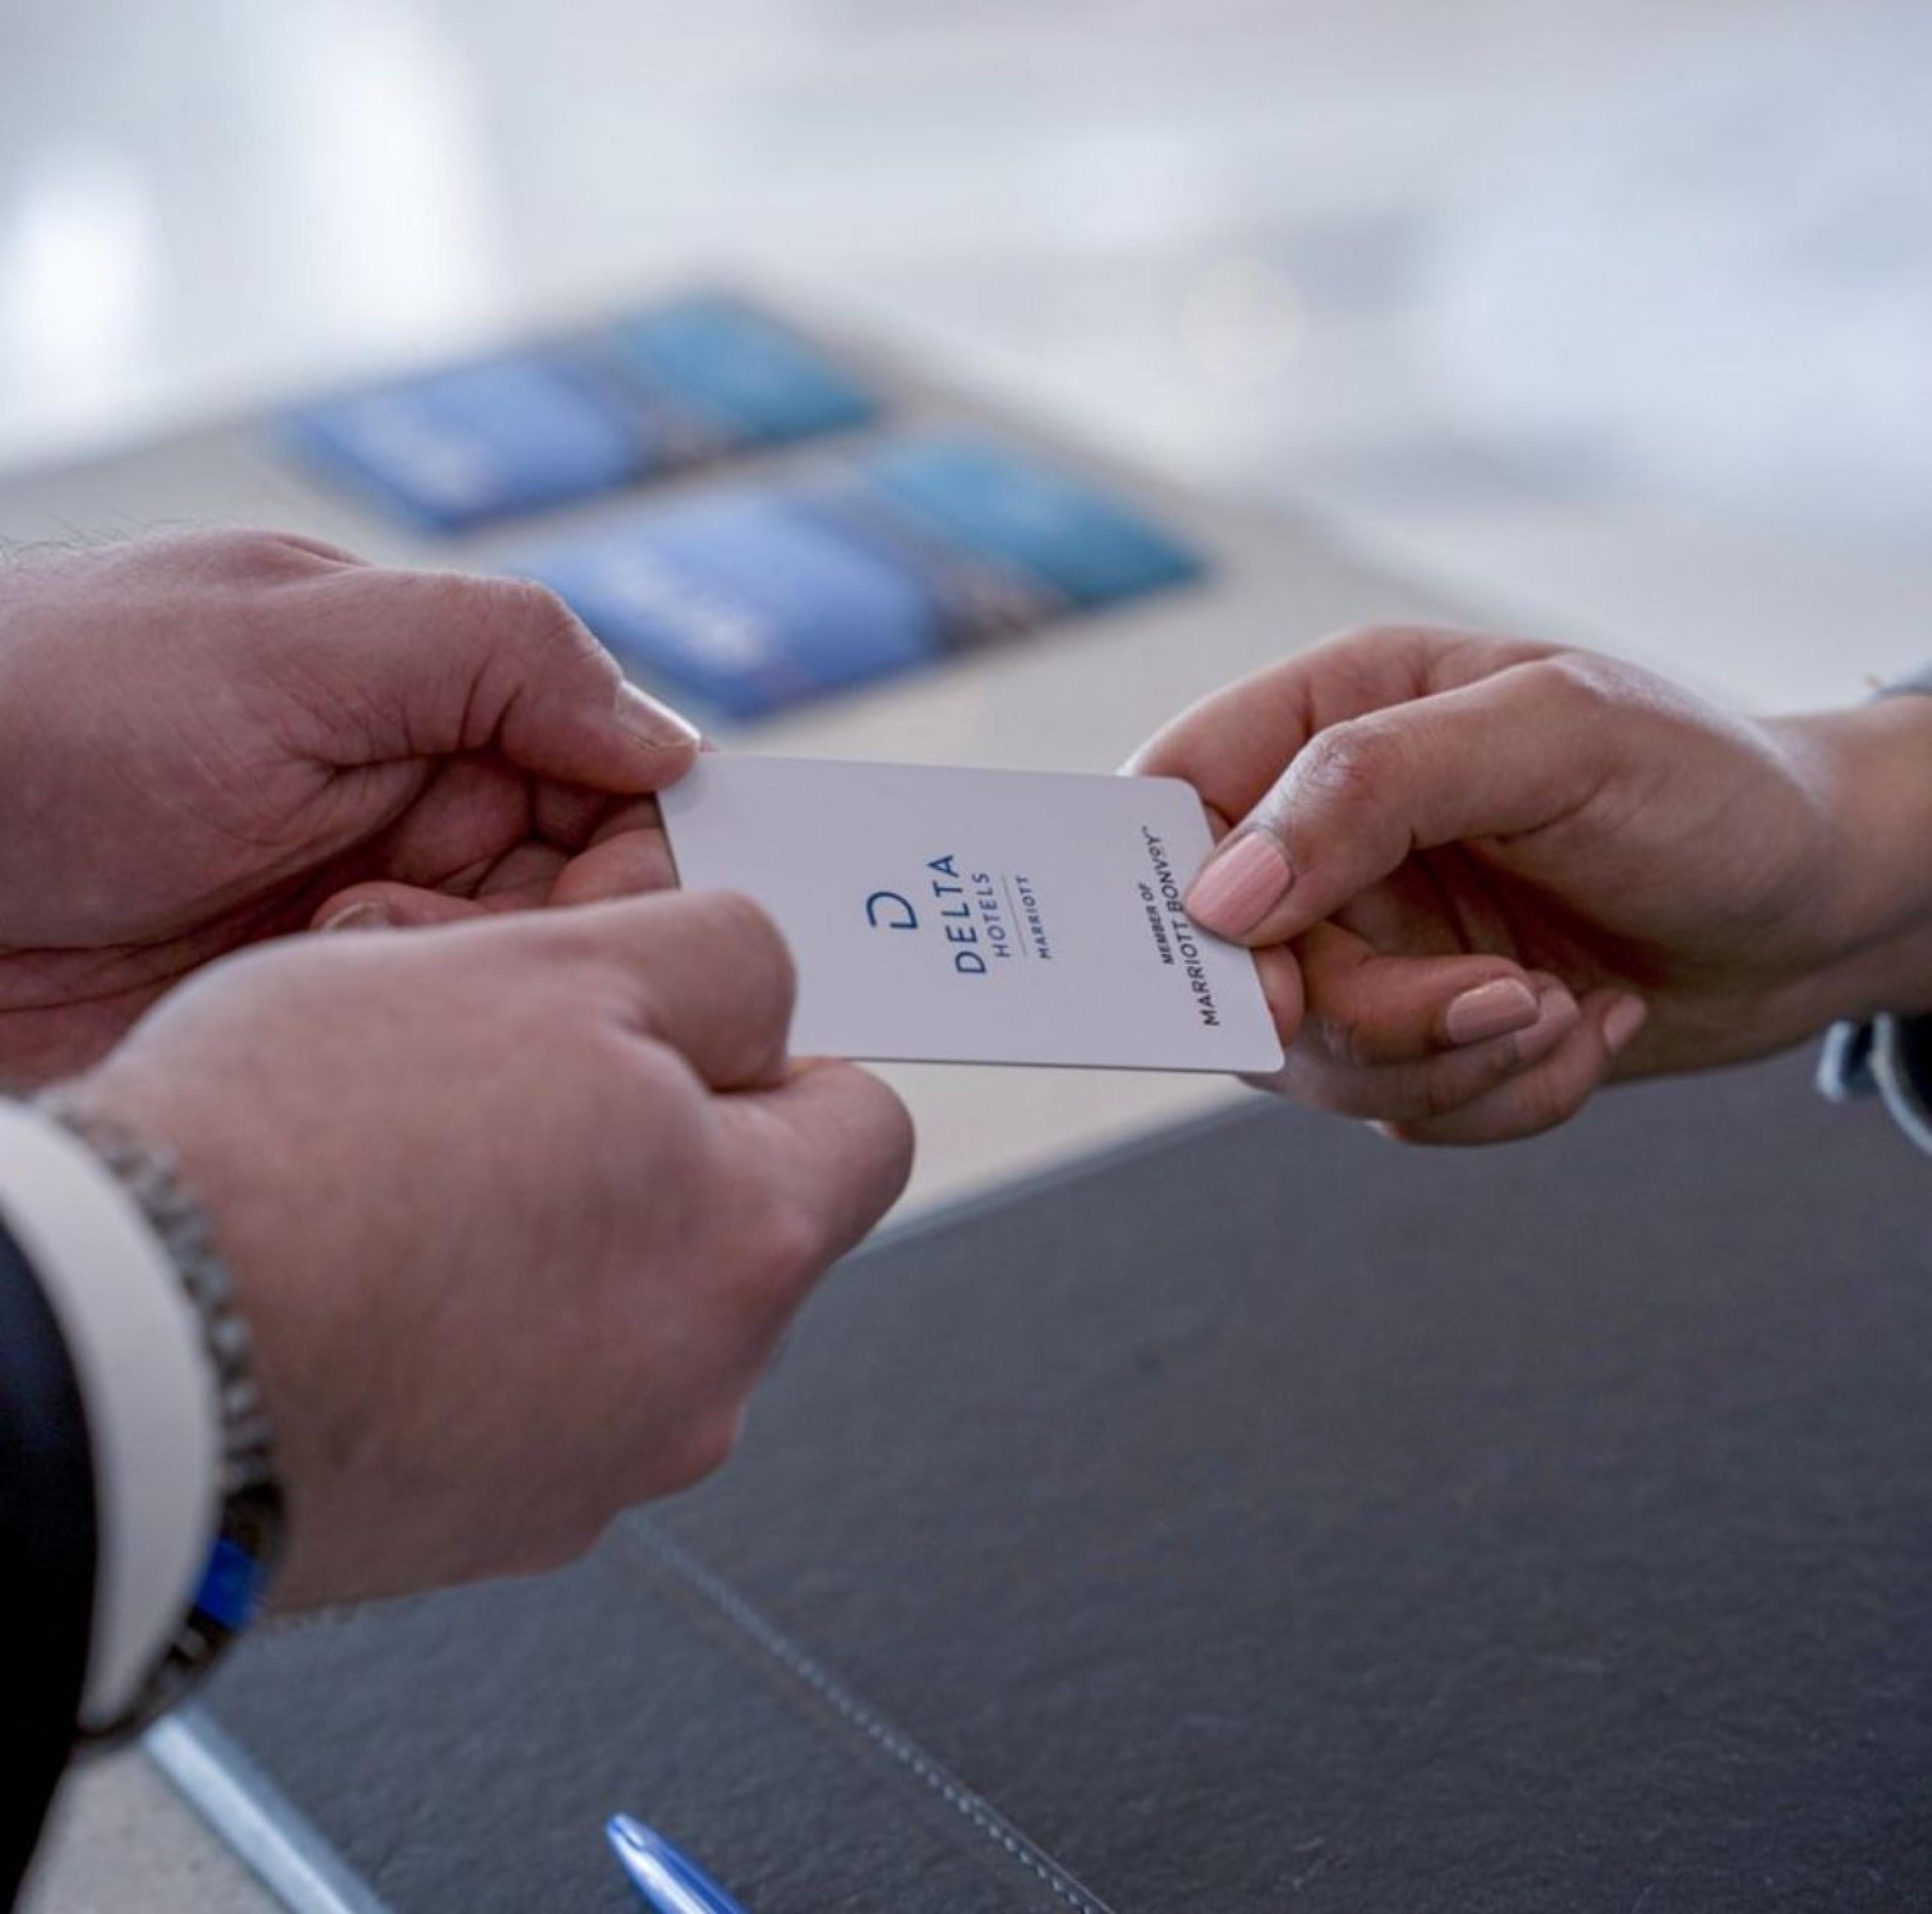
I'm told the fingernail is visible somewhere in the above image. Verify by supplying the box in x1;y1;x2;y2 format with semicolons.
616;682;702;751
1500;983;1581;1068
318;901;390;932
1443;977;1541;1048
1603;995;1648;1056
1185;831;1292;937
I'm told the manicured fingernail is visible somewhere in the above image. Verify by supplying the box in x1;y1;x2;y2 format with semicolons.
1603;995;1648;1055
1185;831;1292;937
1534;983;1581;1035
616;682;702;751
1500;983;1581;1068
1443;977;1541;1048
318;901;390;932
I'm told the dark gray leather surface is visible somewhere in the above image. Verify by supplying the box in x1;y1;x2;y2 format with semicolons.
202;1053;1932;1911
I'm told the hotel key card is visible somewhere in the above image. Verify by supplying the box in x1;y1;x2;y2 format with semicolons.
659;755;1283;1074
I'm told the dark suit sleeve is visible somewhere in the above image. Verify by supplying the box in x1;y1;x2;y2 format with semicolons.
0;1215;97;1909
1814;667;1932;1151
1819;1012;1932;1155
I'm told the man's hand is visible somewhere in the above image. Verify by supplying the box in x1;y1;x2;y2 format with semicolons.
1131;625;1932;1142
0;533;697;1086
62;893;913;1607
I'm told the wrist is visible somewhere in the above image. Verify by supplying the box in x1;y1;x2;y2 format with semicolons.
0;1101;221;1729
1774;694;1932;1025
65;1061;345;1614
32;1091;285;1744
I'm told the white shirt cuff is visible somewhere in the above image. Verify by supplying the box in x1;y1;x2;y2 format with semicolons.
0;1102;221;1726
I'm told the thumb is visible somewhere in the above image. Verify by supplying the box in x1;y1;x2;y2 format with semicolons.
1183;656;1614;947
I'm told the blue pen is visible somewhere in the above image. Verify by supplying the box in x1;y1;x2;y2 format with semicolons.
607;1814;752;1914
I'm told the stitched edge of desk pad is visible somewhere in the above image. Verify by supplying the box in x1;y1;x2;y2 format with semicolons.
622;1520;1117;1914
188;1438;1126;1913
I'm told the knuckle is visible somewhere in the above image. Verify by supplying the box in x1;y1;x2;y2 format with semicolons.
1324;621;1413;659
490;572;574;627
623;1024;712;1113
1339;1013;1382;1076
1289;720;1399;815
1266;1048;1375;1119
1533;651;1625;713
667;1410;743;1491
515;910;625;981
823;1061;915;1178
1301;999;1372;1073
1318;621;1456;684
874;1083;917;1189
1316;625;1415;706
172;527;319;577
1417;1059;1484;1121
748;1191;829;1293
222;529;295;568
672;1113;732;1206
712;1164;841;1306
246;529;345;573
256;530;362;568
477;574;599;663
1512;1064;1590;1137
700;891;797;1017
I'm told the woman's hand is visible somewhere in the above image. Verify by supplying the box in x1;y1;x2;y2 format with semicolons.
1131;625;1932;1142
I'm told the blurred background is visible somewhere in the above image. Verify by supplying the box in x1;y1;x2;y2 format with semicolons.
0;0;1928;706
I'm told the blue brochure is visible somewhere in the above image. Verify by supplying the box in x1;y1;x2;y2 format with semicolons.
280;349;644;535
279;297;881;534
514;433;1205;720
519;491;945;720
860;435;1201;607
600;297;878;446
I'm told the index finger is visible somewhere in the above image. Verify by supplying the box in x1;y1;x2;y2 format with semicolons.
1125;624;1556;827
1184;656;1620;948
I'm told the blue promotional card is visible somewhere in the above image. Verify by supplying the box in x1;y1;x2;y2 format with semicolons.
600;297;879;447
280;350;644;535
860;436;1202;607
280;296;881;534
513;432;1206;720
518;492;945;720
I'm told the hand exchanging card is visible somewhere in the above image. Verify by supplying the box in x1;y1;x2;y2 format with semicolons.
329;753;1283;1076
